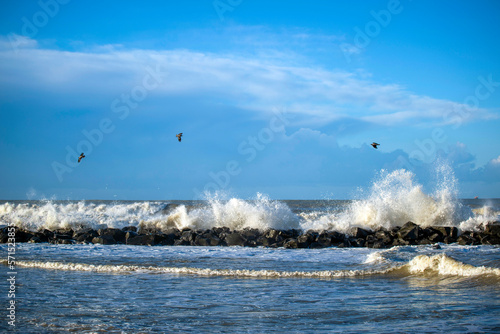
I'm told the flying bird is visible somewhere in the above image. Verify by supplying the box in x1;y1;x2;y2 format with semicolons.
371;142;380;149
176;133;183;142
78;153;85;163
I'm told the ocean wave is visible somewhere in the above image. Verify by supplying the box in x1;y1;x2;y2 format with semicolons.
1;167;497;233
406;254;500;277
4;254;499;279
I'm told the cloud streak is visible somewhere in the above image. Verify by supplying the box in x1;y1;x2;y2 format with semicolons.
0;36;497;128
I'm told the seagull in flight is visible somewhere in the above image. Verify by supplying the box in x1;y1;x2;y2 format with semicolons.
176;133;183;142
78;153;85;163
371;142;380;149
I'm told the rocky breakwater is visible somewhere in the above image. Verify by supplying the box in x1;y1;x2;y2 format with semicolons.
1;221;500;248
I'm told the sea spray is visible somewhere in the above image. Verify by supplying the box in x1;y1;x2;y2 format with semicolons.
301;167;479;232
0;165;495;233
0;200;165;231
162;193;300;231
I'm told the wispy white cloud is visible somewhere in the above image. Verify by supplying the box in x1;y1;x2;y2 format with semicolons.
0;36;497;127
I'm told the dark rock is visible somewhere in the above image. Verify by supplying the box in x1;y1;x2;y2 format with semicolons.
92;235;117;245
122;226;137;232
213;227;230;236
351;227;371;239
392;238;410;246
316;232;332;248
225;232;246;246
174;239;191;246
457;234;474;246
309;241;324;248
126;234;159;246
265;229;282;240
352;238;365;247
240;228;260;241
180;230;196;243
194;236;210;246
397;222;420;241
202;231;222;246
484;222;500;236
297;233;314;248
480;234;500;245
73;228;98;242
256;236;274;247
433;226;458;239
370;240;386;249
98;228;126;243
283;238;298;248
41;229;54;240
375;230;393;245
53;229;74;236
125;231;138;240
443;236;454;244
0;227;34;243
28;236;42;243
428;232;444;243
56;239;75;245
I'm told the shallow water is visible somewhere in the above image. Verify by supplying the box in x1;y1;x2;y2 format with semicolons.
1;243;499;333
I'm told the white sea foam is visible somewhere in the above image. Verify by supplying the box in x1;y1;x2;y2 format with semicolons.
149;193;300;231
5;259;388;278
5;253;498;279
406;254;500;277
300;166;488;233
0;201;163;231
0;166;495;233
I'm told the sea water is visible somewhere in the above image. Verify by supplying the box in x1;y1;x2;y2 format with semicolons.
0;169;499;333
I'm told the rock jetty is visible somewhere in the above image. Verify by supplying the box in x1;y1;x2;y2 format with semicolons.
1;221;499;248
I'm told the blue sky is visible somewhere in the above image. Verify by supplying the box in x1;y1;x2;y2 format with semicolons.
0;0;499;200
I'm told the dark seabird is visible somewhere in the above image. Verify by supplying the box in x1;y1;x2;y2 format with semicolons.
176;133;183;142
371;142;380;149
78;153;85;163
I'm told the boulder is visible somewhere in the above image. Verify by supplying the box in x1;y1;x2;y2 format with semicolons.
73;228;98;242
375;230;393;245
180;230;196;243
432;226;458;239
256;236;274;247
98;228;126;243
122;226;137;232
315;232;332;248
297;233;314;248
240;228;261;241
397;222;420;241
484;222;500;236
283;238;298;249
91;235;117;245
350;227;371;239
480;234;500;245
225;232;246;246
28;236;42;243
126;234;158;246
